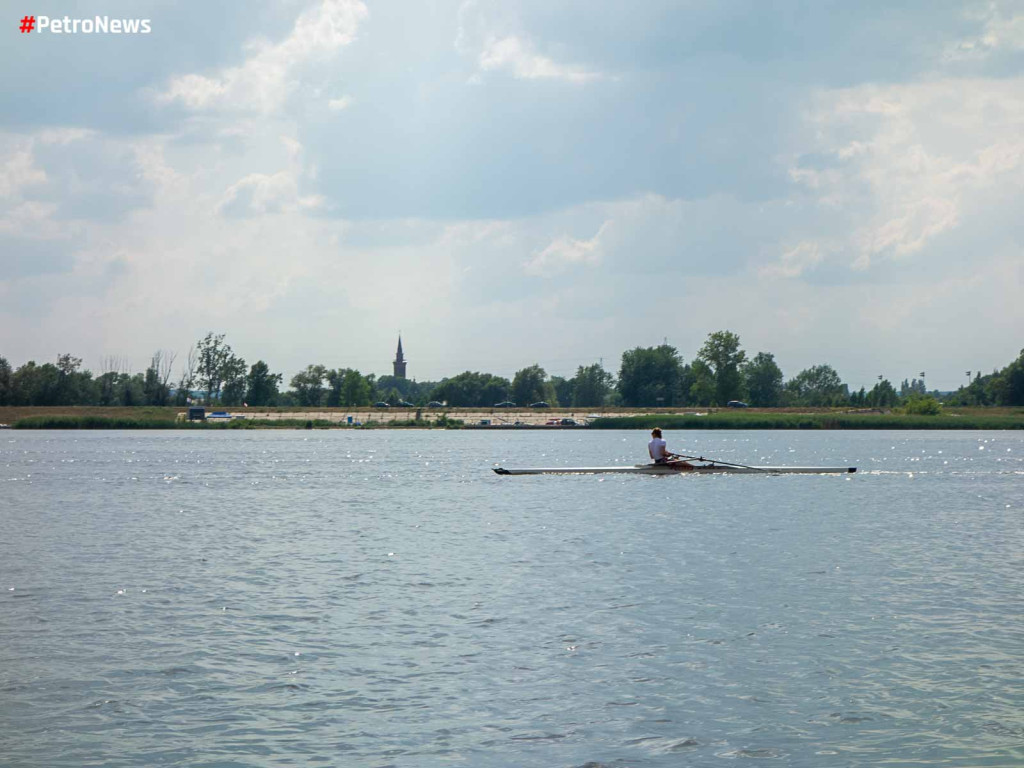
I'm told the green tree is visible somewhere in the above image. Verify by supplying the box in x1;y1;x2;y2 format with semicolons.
0;357;11;405
375;375;411;402
196;333;235;405
245;361;282;406
850;387;867;407
431;371;510;406
903;394;942;415
290;364;327;407
340;369;372;406
511;364;551;405
371;375;438;405
550;375;573;407
570;363;613;407
688;359;716;406
784;364;849;406
697;331;747;405
121;373;145;406
742;352;783;407
175;346;198;405
96;371;119;406
142;351;175;406
11;361;61;405
480;375;511;405
900;378;927;399
220;355;249;406
52;354;87;405
987;349;1024;406
325;368;345;407
948;372;991;406
617;345;685;407
865;378;899;407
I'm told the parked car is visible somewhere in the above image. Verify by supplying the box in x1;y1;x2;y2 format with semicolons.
560;418;577;426
494;401;517;408
545;419;560;425
426;401;444;408
396;400;415;407
726;400;749;408
529;401;550;408
374;401;390;408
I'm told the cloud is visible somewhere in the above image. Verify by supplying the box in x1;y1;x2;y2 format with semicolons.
790;77;1024;270
4;2;1023;390
0;145;46;199
327;95;354;111
455;1;606;83
218;171;324;216
946;1;1024;60
0;200;59;237
217;136;323;217
476;35;603;82
524;223;608;275
157;0;368;112
760;242;824;279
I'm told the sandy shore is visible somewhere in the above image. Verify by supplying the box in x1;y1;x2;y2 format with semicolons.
221;408;615;425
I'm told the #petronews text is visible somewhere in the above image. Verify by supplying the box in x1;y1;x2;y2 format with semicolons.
32;15;151;34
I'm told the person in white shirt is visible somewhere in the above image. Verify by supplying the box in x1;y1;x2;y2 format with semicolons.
648;428;692;467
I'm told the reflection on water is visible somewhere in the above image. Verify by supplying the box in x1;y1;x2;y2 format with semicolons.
2;430;1022;767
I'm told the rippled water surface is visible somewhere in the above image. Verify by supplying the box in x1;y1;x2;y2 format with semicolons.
2;429;1023;767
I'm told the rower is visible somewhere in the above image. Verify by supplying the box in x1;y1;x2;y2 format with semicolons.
648;428;693;467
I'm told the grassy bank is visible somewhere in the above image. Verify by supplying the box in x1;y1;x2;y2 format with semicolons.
10;415;464;430
3;406;1021;430
12;415;180;429
591;411;1024;430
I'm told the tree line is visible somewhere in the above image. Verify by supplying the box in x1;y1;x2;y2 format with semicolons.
2;331;1022;408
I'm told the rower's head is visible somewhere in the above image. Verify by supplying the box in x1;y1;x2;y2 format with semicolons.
651;428;662;438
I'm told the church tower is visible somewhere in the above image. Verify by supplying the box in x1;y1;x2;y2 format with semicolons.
393;335;407;378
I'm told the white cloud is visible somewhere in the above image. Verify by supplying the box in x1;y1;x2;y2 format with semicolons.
217;135;324;217
6;3;1024;390
760;241;824;279
477;35;603;83
218;171;297;216
793;77;1024;269
36;128;96;146
0;145;46;199
0;200;58;236
524;223;608;275
157;0;368;112
946;1;1024;60
327;95;354;111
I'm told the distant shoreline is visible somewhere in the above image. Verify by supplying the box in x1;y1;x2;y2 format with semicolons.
2;406;1022;430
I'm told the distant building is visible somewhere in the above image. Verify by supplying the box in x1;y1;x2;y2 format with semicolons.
393;335;407;378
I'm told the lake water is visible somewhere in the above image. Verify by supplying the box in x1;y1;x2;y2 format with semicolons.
2;429;1022;767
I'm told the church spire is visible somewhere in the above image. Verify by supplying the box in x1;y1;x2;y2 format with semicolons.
393;335;407;379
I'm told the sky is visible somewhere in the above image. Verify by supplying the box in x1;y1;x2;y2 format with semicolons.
1;0;1022;391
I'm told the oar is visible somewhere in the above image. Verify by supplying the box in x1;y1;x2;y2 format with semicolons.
669;453;771;473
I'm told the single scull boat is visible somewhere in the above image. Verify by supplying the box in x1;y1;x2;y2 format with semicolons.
493;463;856;475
